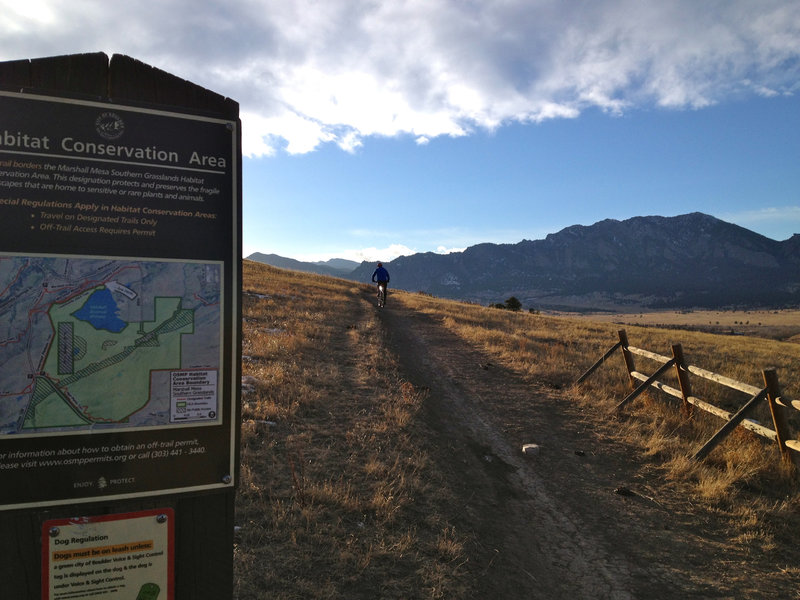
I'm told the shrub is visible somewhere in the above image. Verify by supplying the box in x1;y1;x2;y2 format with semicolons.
505;296;522;311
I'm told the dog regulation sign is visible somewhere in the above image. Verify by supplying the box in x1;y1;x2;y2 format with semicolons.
42;508;175;600
0;91;239;510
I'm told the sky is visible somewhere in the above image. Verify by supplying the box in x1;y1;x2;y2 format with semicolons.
2;0;799;263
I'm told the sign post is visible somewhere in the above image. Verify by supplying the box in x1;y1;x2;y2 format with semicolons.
0;53;242;600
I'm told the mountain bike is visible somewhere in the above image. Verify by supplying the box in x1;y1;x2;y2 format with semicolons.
376;283;386;308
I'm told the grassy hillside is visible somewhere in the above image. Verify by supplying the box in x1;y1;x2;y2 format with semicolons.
237;261;471;598
235;260;800;598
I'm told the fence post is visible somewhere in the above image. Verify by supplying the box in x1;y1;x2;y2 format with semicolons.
575;340;622;384
763;369;798;468
671;344;693;417
614;358;676;412
618;329;636;390
693;387;769;461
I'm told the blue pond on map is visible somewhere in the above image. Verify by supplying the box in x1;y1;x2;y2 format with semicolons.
71;288;128;333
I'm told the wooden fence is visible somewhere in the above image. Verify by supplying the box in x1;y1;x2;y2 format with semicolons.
577;329;800;468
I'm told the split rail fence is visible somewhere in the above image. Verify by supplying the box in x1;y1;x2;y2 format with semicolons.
576;330;800;467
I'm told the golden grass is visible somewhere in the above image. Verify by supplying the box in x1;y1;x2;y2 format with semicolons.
398;291;800;501
569;308;800;327
236;261;470;599
236;260;800;597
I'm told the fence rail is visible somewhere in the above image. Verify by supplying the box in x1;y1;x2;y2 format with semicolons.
577;329;800;468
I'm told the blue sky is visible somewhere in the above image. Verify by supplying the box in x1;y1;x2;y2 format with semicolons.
2;1;799;262
245;95;800;261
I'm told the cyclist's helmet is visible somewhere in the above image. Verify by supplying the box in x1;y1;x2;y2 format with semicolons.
377;262;382;267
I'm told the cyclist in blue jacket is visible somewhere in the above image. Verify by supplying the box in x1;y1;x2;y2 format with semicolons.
372;262;390;305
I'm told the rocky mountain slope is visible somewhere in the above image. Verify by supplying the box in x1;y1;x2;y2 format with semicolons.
348;213;800;310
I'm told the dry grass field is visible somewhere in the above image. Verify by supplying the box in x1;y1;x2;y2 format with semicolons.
235;260;800;599
237;262;469;598
564;308;800;343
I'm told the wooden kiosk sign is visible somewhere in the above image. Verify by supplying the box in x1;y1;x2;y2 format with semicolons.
0;54;242;599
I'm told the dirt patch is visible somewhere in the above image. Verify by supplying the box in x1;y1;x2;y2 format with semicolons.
379;296;799;599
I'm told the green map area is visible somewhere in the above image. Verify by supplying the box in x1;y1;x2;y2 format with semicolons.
23;289;194;429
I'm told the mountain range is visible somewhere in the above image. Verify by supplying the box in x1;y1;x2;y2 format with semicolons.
246;253;359;278
247;213;800;311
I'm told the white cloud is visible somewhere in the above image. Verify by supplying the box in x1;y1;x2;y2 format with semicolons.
1;1;57;29
2;1;798;155
293;243;416;264
720;206;800;241
724;206;800;223
348;244;416;263
356;225;557;257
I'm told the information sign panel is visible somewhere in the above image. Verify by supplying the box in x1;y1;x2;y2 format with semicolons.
0;91;239;509
42;508;175;600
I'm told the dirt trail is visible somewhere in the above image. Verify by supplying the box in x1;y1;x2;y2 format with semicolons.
376;295;747;599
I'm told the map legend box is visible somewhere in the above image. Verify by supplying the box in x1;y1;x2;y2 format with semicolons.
170;369;219;422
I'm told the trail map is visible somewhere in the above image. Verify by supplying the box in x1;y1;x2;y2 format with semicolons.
0;255;221;435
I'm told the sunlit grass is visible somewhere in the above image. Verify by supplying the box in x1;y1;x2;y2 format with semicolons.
399;290;800;498
236;260;800;598
236;261;470;599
